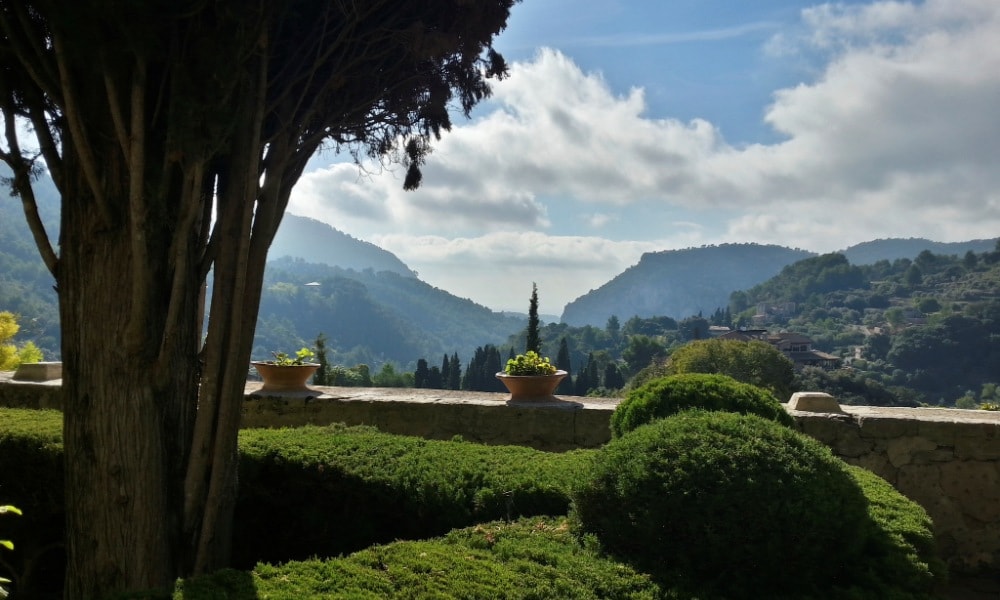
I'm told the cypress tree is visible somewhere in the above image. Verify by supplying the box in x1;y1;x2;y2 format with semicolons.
414;358;429;388
556;337;574;395
487;345;504;392
427;366;443;389
448;352;462;390
526;283;541;354
604;362;625;391
440;354;451;389
313;333;330;385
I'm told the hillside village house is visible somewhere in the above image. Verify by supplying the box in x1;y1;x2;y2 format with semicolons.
715;329;841;370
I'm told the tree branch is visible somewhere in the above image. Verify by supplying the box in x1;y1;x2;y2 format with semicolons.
0;89;59;277
51;34;112;223
123;60;153;354
0;2;61;100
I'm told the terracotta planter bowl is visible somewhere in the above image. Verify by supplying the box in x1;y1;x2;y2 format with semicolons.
495;370;568;402
251;362;320;394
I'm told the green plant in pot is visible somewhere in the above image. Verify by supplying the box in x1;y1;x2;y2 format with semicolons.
251;347;320;394
496;284;567;401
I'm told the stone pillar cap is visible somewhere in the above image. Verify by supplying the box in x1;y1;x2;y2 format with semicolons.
787;391;845;414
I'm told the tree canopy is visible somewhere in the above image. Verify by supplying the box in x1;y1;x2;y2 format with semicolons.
0;1;517;597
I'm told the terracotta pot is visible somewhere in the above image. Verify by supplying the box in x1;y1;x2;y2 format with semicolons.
251;361;320;394
495;370;568;401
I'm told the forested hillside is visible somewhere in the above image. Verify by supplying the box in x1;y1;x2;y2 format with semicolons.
561;244;815;326
0;167;60;358
840;237;997;266
253;257;525;367
732;244;1000;406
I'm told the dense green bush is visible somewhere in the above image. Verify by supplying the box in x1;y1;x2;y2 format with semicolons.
0;410;591;594
0;407;947;599
234;424;591;567
0;409;65;598
845;464;946;597
572;411;943;599
178;518;667;599
610;372;793;437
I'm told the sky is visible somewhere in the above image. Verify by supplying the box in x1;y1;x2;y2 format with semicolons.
286;0;1000;314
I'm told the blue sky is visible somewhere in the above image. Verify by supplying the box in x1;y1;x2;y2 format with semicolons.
289;0;1000;314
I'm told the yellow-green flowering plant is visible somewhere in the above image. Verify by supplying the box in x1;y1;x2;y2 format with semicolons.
504;350;557;376
268;347;316;366
1;504;21;599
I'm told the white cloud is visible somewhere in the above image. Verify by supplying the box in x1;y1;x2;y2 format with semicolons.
369;232;662;312
290;0;1000;311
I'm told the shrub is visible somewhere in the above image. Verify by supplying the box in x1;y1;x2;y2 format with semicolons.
0;410;592;593
610;372;793;437
233;424;591;567
178;518;666;599
0;409;65;598
572;411;942;599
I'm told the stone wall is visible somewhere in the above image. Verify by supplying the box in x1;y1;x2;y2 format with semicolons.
2;374;998;573
792;404;1000;574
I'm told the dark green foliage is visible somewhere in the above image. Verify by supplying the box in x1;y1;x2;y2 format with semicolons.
0;408;947;599
178;518;664;599
413;358;429;388
526;282;541;354
461;344;506;392
312;333;330;385
572;411;941;599
887;312;1000;401
447;352;462;390
611;373;793;437
741;253;868;305
603;362;625;390
0;409;591;594
233;424;590;567
0;409;66;598
844;465;946;597
621;334;666;374
795;366;918;407
667;338;796;399
555;337;575;395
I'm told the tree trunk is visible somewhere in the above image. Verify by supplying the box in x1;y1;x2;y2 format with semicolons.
59;162;203;597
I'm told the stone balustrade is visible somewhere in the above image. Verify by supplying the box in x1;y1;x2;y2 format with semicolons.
2;372;998;575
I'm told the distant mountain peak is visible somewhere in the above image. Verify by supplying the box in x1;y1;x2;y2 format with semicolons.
561;244;815;327
270;214;415;277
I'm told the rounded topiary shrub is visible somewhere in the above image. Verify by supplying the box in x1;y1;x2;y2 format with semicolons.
573;411;874;599
610;372;793;437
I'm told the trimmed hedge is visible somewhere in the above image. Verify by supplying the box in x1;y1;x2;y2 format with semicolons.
178;518;666;599
0;409;65;598
0;407;945;599
0;409;592;591
611;372;793;437
233;424;592;566
572;410;944;599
